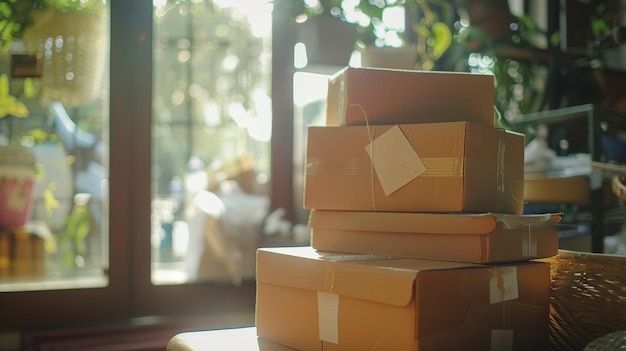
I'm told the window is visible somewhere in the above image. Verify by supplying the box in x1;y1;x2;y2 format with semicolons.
1;0;267;331
151;0;274;285
0;0;111;293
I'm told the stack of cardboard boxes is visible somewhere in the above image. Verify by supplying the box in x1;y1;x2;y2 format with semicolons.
256;67;561;350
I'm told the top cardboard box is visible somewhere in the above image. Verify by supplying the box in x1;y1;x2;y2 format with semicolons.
326;66;495;126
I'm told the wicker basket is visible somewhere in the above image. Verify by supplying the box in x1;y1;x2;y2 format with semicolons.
584;330;626;350
22;9;108;107
547;249;626;351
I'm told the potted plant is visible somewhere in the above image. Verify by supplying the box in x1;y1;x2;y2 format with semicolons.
295;0;454;70
293;0;359;67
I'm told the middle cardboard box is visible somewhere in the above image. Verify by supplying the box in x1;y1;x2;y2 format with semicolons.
303;121;525;214
308;210;561;263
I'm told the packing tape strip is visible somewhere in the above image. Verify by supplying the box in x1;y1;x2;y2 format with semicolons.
306;157;462;177
522;225;538;258
369;125;377;211
317;291;339;344
496;131;506;206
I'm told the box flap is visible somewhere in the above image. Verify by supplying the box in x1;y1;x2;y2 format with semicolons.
257;247;482;307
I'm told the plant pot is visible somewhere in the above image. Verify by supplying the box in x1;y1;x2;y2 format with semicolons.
360;46;417;69
0;177;37;228
0;145;37;229
297;15;358;67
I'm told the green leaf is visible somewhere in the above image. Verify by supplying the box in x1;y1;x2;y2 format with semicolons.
0;73;8;97
431;21;451;59
4;96;29;117
24;78;37;98
0;74;30;118
591;18;611;36
413;23;431;38
550;32;560;47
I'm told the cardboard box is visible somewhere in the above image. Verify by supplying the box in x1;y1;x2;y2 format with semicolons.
326;66;495;126
256;247;550;351
257;337;298;351
309;210;561;263
303;122;525;214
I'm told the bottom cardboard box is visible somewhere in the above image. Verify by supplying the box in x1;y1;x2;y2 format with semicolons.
256;246;550;351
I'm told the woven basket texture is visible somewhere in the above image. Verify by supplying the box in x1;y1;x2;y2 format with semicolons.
547;249;626;351
23;9;108;107
584;330;626;350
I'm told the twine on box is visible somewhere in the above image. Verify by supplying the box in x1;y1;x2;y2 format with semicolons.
349;103;378;211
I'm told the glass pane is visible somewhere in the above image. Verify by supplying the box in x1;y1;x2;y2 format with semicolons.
0;1;110;291
151;0;274;285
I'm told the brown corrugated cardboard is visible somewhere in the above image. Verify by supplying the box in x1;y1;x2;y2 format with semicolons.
309;210;561;263
303;122;525;214
326;66;495;126
255;247;550;351
257;337;298;351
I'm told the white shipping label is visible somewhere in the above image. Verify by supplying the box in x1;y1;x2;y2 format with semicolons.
491;329;514;351
317;291;339;344
365;125;426;196
490;267;519;304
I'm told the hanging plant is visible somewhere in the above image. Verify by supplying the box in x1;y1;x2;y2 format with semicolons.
0;0;46;52
0;0;107;53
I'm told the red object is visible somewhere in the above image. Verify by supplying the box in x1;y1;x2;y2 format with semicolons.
0;177;36;228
